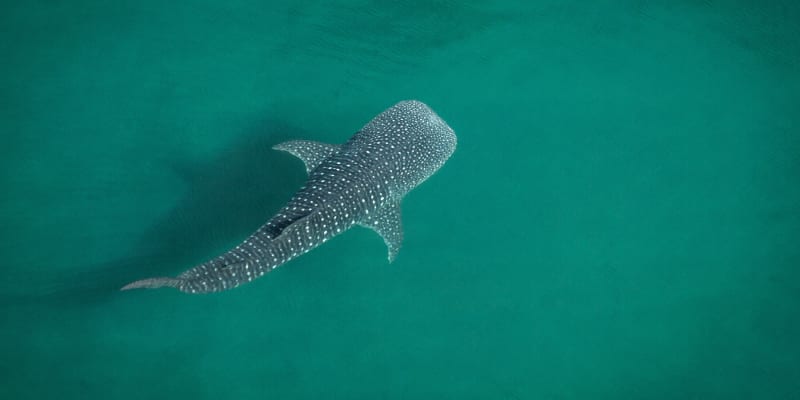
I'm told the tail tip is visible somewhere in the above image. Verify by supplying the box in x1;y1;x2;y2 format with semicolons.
120;277;181;291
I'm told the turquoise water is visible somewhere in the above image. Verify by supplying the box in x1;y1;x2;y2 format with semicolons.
2;1;799;398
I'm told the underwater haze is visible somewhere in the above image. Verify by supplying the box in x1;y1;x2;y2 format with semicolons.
1;1;798;399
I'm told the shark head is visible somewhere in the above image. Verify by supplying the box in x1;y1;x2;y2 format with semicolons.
397;100;457;182
345;100;457;197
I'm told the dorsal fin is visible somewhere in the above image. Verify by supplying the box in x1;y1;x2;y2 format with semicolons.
273;140;339;173
358;201;403;262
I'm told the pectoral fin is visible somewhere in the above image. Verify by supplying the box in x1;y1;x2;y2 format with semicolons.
358;201;403;262
273;140;340;173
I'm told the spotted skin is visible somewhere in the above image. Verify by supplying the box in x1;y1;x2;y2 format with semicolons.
122;100;456;294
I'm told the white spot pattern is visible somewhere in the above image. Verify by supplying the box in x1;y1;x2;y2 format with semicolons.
122;100;456;293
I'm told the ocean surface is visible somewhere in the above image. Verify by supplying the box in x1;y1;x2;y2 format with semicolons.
1;1;798;399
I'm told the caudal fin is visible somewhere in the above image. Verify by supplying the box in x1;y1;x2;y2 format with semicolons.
120;277;182;291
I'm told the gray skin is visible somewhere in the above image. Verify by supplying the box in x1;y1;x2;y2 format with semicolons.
122;100;456;294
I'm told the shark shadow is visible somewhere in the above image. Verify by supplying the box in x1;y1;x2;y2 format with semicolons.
1;117;311;307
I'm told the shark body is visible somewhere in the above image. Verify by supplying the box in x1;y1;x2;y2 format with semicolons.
122;100;456;293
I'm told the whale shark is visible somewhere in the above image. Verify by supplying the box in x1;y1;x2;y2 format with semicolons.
122;100;456;293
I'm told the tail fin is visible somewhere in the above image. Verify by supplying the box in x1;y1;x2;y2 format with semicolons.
120;277;182;291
